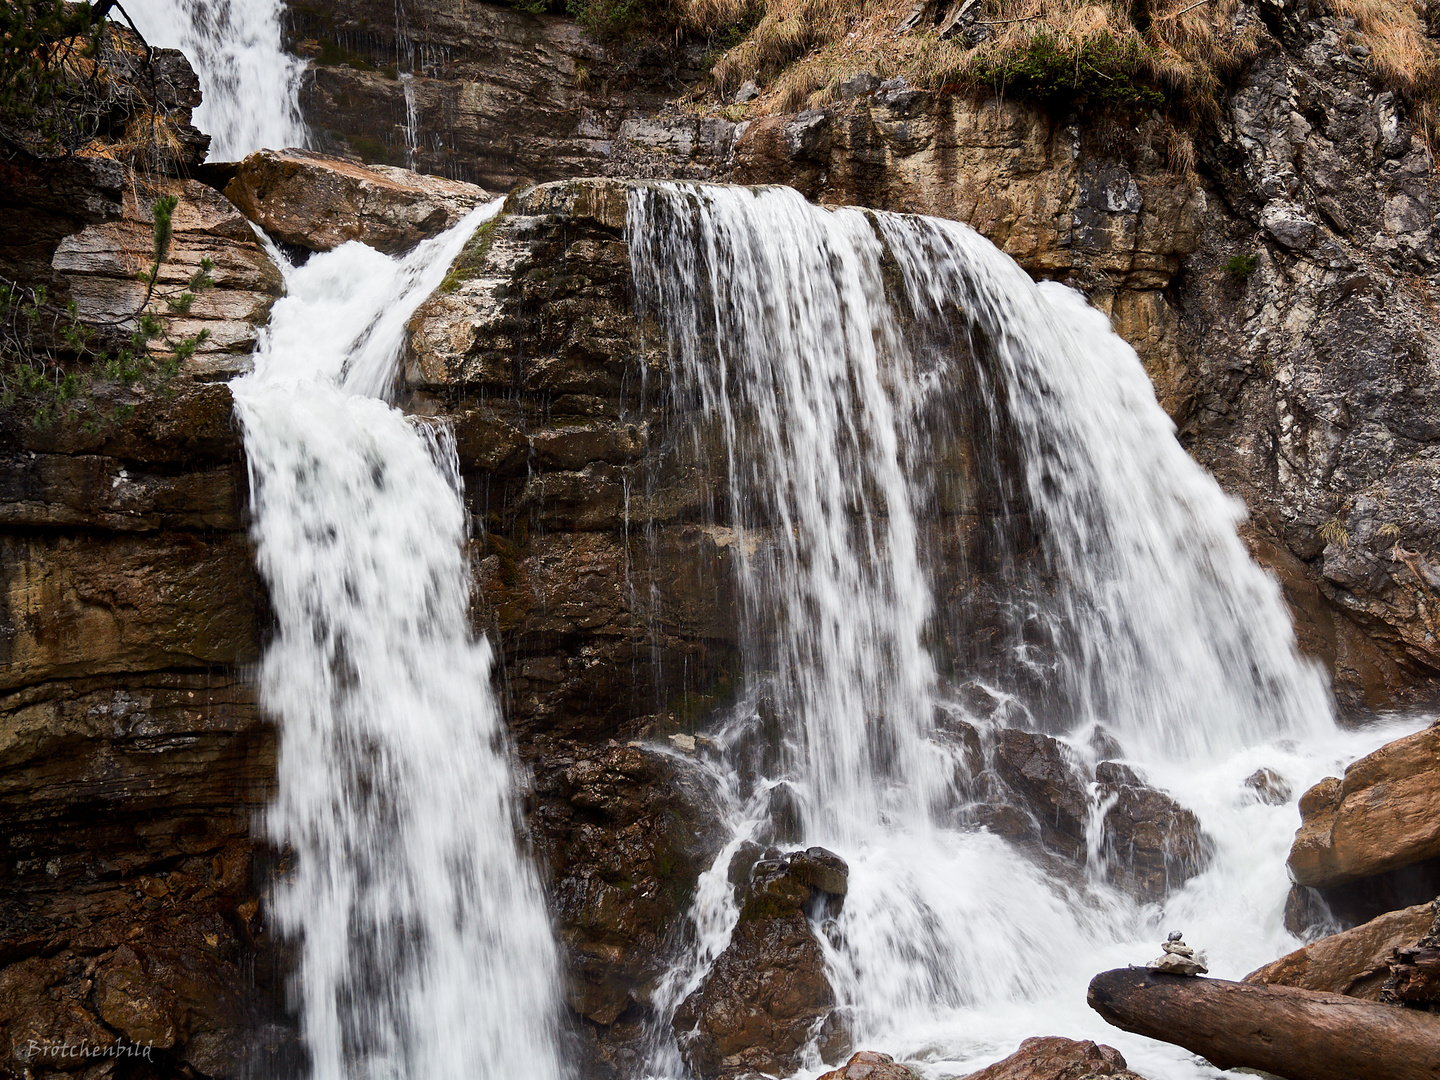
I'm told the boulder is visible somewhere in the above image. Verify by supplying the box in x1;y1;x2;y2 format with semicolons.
991;730;1089;859
959;1036;1145;1080
224;148;490;255
1289;724;1440;887
672;913;842;1080
1095;769;1212;903
820;1049;917;1079
672;845;850;1078
1245;902;1435;999
1244;767;1293;806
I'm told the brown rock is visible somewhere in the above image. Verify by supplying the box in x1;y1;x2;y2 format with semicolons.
819;1049;918;1079
1245;902;1436;999
1244;767;1293;806
0;531;260;692
1289;724;1440;887
1095;770;1212;903
991;729;1089;859
224;148;490;255
672;913;840;1080
52;174;282;368
531;743;723;1029
960;1036;1144;1080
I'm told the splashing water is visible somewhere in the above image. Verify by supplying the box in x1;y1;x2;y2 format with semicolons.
121;0;307;159
625;182;1403;1079
231;203;568;1080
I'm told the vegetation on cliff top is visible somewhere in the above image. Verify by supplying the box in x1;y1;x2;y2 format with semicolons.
519;0;1438;141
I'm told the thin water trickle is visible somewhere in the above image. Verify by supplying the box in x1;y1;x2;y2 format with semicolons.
122;0;307;160
626;182;1408;1080
231;203;569;1080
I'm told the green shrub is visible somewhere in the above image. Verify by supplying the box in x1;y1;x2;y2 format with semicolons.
1223;252;1259;279
969;31;1168;111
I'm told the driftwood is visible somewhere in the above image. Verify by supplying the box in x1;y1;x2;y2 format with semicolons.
1087;968;1440;1080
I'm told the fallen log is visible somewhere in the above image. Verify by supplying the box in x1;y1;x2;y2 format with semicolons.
1087;968;1440;1080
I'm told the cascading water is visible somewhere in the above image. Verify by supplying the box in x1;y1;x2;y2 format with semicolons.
230;205;568;1080
627;182;1419;1078
120;0;307;160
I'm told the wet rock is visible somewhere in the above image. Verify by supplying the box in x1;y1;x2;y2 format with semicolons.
991;729;1089;859
789;847;849;897
1246;902;1435;1000
672;913;841;1079
1244;767;1293;806
820;1049;918;1079
1289;725;1440;887
959;1035;1144;1080
673;846;850;1078
225;148;490;254
529;743;724;1030
1096;772;1212;903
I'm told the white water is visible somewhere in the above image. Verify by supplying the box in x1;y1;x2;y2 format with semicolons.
626;183;1415;1079
121;0;307;160
231;204;568;1080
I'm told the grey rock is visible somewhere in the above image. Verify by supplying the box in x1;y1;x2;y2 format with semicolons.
839;71;880;99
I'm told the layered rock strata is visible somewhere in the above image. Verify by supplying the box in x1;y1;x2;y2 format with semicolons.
287;0;1440;709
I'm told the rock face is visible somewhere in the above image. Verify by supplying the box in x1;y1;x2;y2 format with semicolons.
405;179;742;744
1245;902;1435;1000
52;176;282;369
224;148;491;254
290;0;1440;709
1289;725;1440;888
0;37;291;1080
287;0;714;190
978;730;1210;902
672;848;850;1080
528;742;724;1071
959;1036;1145;1080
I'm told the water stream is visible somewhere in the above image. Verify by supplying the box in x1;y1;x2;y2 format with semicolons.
230;209;569;1080
121;0;307;160
131;3;1422;1069
627;182;1418;1079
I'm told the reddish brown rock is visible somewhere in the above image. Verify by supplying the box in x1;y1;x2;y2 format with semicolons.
960;1036;1145;1080
1245;902;1435;1000
672;913;841;1080
1289;725;1440;887
819;1049;918;1079
225;148;489;255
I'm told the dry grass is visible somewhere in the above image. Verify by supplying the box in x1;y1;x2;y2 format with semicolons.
673;0;1439;137
1327;0;1436;94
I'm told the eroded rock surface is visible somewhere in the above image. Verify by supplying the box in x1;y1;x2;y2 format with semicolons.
225;148;490;254
959;1036;1146;1080
1290;724;1440;887
672;848;849;1080
820;1050;918;1080
1246;902;1436;1000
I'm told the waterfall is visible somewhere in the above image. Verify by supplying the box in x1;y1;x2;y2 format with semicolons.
121;0;307;160
230;205;568;1080
625;183;1383;1078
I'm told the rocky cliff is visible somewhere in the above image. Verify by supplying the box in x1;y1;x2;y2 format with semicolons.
2;0;1440;1076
